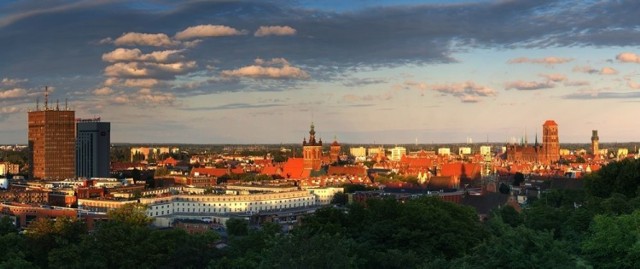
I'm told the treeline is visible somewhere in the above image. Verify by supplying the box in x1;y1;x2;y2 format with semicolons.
2;159;640;268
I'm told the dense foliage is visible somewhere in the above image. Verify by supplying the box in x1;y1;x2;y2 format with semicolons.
2;158;640;268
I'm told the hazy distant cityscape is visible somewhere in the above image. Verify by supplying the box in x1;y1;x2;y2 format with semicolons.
2;0;640;268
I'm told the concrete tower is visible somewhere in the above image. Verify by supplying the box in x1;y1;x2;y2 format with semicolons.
28;87;76;180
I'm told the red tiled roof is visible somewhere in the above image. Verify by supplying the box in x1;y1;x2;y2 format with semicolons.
260;166;280;176
281;158;304;179
327;166;367;177
543;120;558;126
440;163;481;180
158;157;179;166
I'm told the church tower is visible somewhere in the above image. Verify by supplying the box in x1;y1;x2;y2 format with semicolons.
330;136;341;163
591;130;599;157
542;120;560;163
303;123;322;171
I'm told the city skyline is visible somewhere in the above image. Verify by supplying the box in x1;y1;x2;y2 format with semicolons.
2;1;640;144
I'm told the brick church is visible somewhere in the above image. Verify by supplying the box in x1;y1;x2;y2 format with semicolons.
506;120;560;164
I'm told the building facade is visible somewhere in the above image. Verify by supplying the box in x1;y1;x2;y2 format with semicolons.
302;123;322;171
591;130;599;156
76;118;111;178
28;99;76;180
506;120;560;164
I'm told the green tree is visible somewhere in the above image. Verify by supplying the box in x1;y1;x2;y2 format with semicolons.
582;210;640;269
226;218;249;236
513;172;525;186
0;216;17;235
154;166;169;177
107;203;152;226
444;218;577;269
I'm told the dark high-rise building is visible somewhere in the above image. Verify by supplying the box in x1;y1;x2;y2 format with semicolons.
28;89;76;180
76;118;111;178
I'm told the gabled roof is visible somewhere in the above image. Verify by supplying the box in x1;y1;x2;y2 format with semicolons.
281;158;304;179
327;166;367;177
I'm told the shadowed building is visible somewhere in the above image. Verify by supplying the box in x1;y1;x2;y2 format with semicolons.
28;89;76;180
76;118;111;178
591;130;599;157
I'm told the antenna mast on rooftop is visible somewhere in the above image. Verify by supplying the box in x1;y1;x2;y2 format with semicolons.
44;86;49;110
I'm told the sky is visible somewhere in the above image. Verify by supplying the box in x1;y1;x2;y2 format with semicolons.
1;0;640;144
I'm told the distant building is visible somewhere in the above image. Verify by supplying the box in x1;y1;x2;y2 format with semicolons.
329;138;341;163
438;148;451;156
302;123;322;171
617;148;629;159
0;162;20;176
389;146;406;161
458;147;471;155
591;130;599;156
350;147;367;160
480;146;492;156
76;118;111;178
506;120;560;164
28;89;76;180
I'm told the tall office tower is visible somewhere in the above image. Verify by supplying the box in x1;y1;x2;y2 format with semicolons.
28;88;76;180
76;118;111;178
591;130;599;156
542;120;560;163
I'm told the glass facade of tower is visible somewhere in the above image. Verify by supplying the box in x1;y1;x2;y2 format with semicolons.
76;120;111;179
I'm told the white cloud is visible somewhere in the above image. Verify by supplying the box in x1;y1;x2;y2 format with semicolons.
111;89;175;105
254;26;297;37
114;32;178;47
221;58;309;79
1;77;28;87
573;65;618;75
616;52;640;63
600;67;618;75
397;80;428;91
508;57;573;65
93;87;113;96
152;61;197;74
504;80;554;90
430;81;496;103
175;25;245;40
123;79;160;88
564;80;590;87
104;62;149;77
102;48;142;62
0;107;20;114
102;48;184;63
573;65;597;74
539;73;567;82
104;61;196;78
627;79;640;89
0;88;27;99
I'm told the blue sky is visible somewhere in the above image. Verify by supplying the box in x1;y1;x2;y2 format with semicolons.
1;0;640;144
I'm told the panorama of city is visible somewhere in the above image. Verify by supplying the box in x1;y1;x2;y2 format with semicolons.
2;1;640;268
